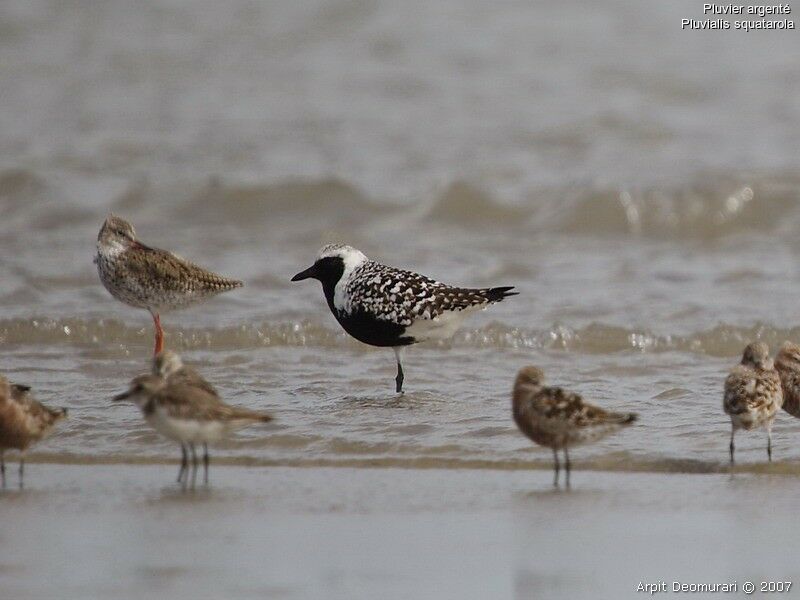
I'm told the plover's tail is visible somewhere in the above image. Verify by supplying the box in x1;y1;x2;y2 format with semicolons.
484;286;519;303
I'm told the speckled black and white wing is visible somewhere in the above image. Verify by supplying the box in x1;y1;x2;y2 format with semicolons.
342;261;516;330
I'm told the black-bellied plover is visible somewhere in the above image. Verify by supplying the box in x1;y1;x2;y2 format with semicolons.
0;376;67;488
94;215;243;356
723;342;783;464
512;366;636;486
291;244;517;392
113;353;272;485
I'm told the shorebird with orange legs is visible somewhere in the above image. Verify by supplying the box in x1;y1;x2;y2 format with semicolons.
94;215;243;355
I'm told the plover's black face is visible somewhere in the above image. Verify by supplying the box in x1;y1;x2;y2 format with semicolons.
98;214;136;248
291;256;346;287
292;244;367;288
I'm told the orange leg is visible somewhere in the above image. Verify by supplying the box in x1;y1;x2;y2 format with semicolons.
150;310;164;356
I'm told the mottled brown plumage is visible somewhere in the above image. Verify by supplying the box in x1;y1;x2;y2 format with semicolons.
140;381;271;424
774;341;800;418
512;366;637;486
153;350;218;397
114;353;272;485
94;214;243;355
723;342;783;464
0;375;67;487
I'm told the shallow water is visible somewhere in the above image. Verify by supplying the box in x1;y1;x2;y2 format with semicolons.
1;0;800;473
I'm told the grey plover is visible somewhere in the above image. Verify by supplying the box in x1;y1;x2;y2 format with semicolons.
94;215;243;356
723;342;783;464
0;376;67;487
291;244;517;392
512;366;636;486
114;353;272;485
774;341;800;418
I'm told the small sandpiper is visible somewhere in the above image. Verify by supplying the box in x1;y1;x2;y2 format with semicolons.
0;376;67;488
723;342;783;464
291;244;517;392
512;366;637;486
94;215;243;356
774;341;800;418
114;352;272;486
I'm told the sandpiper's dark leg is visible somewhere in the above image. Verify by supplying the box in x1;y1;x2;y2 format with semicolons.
150;310;164;356
393;347;405;393
189;443;198;488
564;447;571;488
18;453;24;489
203;443;210;485
767;425;773;462
729;428;735;465
552;448;560;487
177;444;188;483
1;450;5;488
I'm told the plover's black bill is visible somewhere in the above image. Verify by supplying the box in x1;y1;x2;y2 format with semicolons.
291;265;317;281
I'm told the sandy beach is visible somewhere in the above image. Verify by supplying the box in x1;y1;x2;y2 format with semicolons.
1;464;799;600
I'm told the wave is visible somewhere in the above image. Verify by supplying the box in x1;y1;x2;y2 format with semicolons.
2;168;799;240
2;317;797;356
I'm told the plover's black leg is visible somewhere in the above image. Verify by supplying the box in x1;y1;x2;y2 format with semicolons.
177;444;188;483
18;453;24;489
189;443;198;488
1;450;5;488
729;429;735;465
393;347;405;394
564;447;571;488
767;425;773;462
203;443;210;485
552;448;560;487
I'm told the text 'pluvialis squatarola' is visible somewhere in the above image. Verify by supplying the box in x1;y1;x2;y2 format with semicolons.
0;376;67;488
113;352;272;486
292;244;517;392
512;366;636;487
723;342;783;464
95;215;243;356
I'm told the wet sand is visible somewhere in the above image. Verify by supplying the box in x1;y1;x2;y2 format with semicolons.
2;464;800;600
